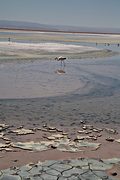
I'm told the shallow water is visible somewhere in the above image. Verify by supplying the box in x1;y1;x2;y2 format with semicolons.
0;55;120;99
0;59;86;99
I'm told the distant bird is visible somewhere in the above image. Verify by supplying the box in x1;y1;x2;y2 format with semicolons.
55;56;66;66
8;37;11;42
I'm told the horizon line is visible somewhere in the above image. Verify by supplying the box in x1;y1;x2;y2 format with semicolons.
0;19;120;31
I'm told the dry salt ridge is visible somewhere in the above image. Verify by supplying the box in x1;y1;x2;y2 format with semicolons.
0;123;120;179
0;42;117;61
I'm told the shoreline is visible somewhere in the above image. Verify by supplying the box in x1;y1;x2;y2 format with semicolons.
0;27;120;35
0;41;119;61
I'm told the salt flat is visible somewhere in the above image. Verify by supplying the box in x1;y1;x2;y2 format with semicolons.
0;42;98;52
0;41;117;60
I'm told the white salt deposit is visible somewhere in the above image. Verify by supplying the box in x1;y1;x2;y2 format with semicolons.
0;42;99;53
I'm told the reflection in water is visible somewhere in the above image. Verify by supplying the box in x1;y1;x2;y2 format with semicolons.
55;65;66;75
55;69;66;75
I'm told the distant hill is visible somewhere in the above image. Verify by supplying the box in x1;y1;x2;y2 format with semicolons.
0;20;57;31
0;20;120;34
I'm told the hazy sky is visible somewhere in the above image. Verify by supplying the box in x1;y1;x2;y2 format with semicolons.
0;0;120;28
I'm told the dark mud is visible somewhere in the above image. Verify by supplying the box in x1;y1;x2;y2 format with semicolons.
0;91;120;128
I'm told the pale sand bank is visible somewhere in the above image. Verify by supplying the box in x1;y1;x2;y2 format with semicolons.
0;42;118;60
1;29;120;43
0;42;98;52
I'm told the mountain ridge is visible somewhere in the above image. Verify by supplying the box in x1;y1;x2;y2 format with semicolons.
0;20;120;34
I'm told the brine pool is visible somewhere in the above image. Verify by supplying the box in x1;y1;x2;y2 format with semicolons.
0;54;120;99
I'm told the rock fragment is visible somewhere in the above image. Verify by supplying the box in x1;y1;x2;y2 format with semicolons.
115;139;120;143
12;128;34;135
105;128;117;134
106;137;114;142
0;124;9;132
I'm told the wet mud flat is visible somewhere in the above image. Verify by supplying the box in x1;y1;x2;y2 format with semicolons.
0;91;120;128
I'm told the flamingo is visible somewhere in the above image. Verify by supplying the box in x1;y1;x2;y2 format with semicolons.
55;56;66;66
